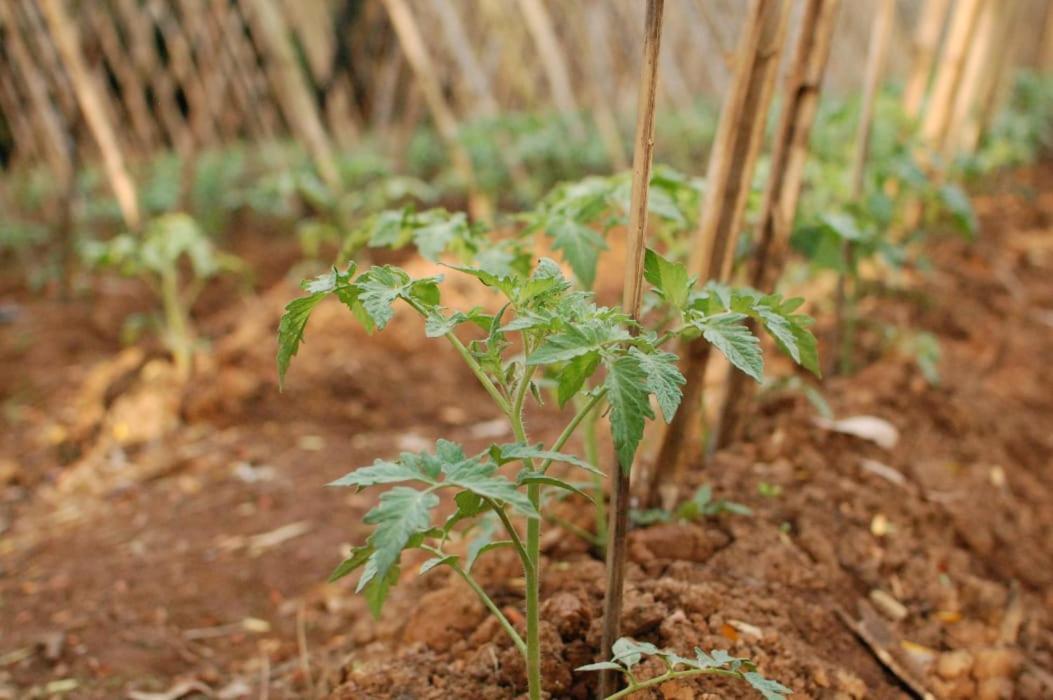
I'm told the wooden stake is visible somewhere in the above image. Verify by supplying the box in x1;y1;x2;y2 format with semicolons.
921;0;985;154
246;0;342;190
38;0;139;230
0;1;73;183
956;0;1020;153
716;0;841;449
83;4;159;153
646;0;790;509
515;0;587;139
380;0;490;220
598;2;664;696
832;0;896;376
903;0;951;119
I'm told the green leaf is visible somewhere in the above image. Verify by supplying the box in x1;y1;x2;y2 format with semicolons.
611;638;662;668
694;312;763;382
464;518;513;572
548;218;607;289
528;320;631;366
644;248;691;309
356;266;410;329
277;292;327;389
937;183;978;236
630;348;684;423
443;458;536;517
556;351;601;407
604;354;654;472
494;443;603;476
328;457;436;488
327;544;373;583
744;671;793;700
412;212;469;260
575;661;625;672
516;471;594;502
358;487;439;597
419;554;456;575
363;564;400;618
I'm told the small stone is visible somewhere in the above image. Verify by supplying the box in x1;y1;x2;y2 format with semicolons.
937;650;974;680
869;588;908;621
972;647;1021;681
976;677;1014;700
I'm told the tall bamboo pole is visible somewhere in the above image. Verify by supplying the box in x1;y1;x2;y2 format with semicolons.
583;0;629;170
921;0;985;153
972;0;1024;147
83;4;159;152
832;0;896;375
952;0;1017;153
0;55;45;169
646;0;791;508
515;0;587;139
38;0;139;230
598;1;665;696
716;0;841;448
0;1;73;183
903;0;951;119
246;0;341;190
380;0;490;220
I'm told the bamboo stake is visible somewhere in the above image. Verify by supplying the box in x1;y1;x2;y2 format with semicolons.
83;3;159;152
584;0;629;170
1039;0;1053;70
38;0;139;229
210;0;278;140
145;0;218;148
0;54;44;169
957;0;1020;153
113;0;192;151
945;0;999;155
380;0;490;220
717;0;841;449
832;0;896;376
179;0;244;140
246;0;341;189
17;0;77;132
921;0;985;154
515;0;587;139
972;0;1024;146
903;0;951;119
598;2;665;697
278;0;359;146
432;0;499;118
646;0;790;509
0;1;73;183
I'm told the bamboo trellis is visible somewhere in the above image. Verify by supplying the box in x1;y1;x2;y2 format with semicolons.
1;0;1024;181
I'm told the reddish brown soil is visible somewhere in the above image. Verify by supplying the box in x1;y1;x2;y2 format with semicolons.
2;166;1053;699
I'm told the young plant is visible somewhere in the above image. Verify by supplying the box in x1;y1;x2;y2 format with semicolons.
82;213;241;379
579;637;791;700
277;242;815;697
631;483;752;526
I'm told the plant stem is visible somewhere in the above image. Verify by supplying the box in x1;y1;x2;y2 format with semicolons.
160;269;193;381
405;298;511;416
600;2;665;695
449;559;527;655
510;364;542;700
483;497;533;577
582;399;606;552
540;389;606;471
602;668;742;700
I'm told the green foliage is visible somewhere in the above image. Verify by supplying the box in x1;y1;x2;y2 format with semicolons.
81;214;241;372
579;637;791;700
631;484;752;526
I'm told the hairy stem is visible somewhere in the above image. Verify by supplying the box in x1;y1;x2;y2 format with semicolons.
510;364;542;700
540;389;607;471
420;545;526;654
482;497;533;577
405;298;511;415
